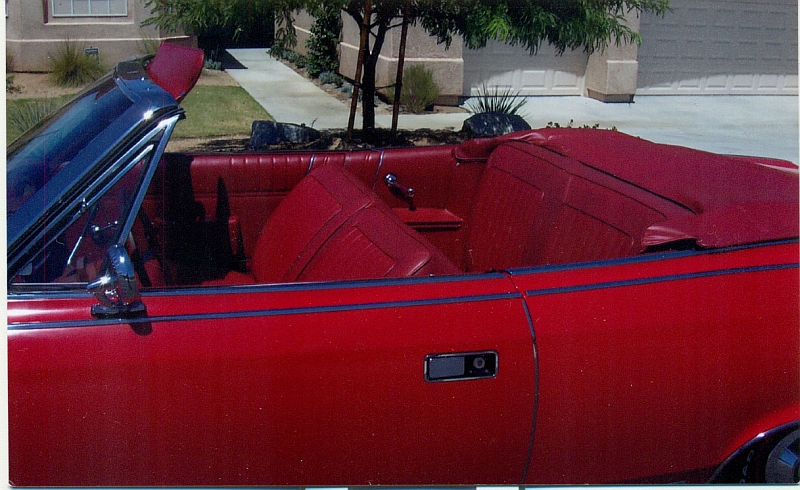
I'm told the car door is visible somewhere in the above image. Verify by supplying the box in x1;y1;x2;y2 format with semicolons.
511;242;799;484
9;273;536;486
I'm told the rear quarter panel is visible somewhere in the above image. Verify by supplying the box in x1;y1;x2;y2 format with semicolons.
511;241;799;483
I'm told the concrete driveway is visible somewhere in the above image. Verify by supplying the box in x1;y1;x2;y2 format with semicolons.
226;48;799;164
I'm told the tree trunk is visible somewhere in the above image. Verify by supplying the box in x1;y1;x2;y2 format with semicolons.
360;19;389;133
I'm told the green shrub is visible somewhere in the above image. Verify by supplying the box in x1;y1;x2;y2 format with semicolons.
7;75;21;94
319;71;344;87
204;59;223;71
400;65;440;113
305;6;341;78
295;55;308;69
7;98;61;136
270;45;289;60
284;50;308;69
465;84;527;116
136;34;161;56
49;41;105;87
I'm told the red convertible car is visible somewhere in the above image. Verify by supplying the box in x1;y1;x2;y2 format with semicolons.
7;43;799;486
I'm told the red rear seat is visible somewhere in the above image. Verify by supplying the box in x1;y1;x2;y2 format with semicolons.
465;140;668;271
465;143;567;272
211;163;459;285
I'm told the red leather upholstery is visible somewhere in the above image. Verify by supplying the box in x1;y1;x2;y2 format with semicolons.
212;163;459;285
145;42;204;103
252;163;374;283
298;206;458;282
187;153;311;257
465;143;563;272
465;141;669;271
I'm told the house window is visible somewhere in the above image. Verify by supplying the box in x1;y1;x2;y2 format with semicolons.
51;0;127;17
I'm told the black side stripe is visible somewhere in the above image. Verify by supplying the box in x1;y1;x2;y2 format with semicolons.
525;263;798;297
508;239;799;277
8;292;521;331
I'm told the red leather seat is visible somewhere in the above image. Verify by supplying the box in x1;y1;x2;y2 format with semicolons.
211;163;459;285
464;143;563;272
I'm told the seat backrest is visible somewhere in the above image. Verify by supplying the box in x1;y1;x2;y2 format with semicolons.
145;42;204;103
466;142;669;271
252;163;458;283
464;143;568;272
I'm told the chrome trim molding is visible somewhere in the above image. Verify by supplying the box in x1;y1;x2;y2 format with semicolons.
525;263;798;297
8;291;522;331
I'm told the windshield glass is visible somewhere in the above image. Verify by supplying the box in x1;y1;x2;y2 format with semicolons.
7;74;133;217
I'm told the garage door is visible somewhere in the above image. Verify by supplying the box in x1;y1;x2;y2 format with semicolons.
637;0;798;94
462;40;588;96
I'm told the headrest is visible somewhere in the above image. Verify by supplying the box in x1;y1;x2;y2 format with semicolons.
145;42;205;103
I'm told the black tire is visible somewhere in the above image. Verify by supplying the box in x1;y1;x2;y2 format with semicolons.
709;422;799;484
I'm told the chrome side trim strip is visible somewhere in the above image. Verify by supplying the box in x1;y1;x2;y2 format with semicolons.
8;271;508;299
525;263;798;297
8;292;522;331
508;239;798;276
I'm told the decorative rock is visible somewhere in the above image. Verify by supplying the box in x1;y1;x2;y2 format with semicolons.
250;121;321;148
461;112;531;137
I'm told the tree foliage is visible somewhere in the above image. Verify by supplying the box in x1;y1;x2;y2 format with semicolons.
414;0;670;55
144;0;670;132
143;0;278;60
142;0;240;37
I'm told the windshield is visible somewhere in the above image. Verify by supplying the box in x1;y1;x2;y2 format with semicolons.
7;74;133;217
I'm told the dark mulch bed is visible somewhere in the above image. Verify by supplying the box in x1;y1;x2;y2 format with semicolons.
170;128;471;153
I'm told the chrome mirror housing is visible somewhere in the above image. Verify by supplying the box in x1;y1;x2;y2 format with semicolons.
87;244;146;318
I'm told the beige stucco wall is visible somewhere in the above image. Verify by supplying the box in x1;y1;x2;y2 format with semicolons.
292;10;463;101
338;13;463;101
6;0;189;72
291;9;315;56
584;12;640;101
291;8;643;103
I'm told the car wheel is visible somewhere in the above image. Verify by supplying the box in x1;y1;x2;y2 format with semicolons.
709;422;799;484
764;427;799;483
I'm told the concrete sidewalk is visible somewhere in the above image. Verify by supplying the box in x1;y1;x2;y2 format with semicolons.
226;48;799;164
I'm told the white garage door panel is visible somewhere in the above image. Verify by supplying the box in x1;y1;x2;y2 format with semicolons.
462;41;587;96
637;0;798;95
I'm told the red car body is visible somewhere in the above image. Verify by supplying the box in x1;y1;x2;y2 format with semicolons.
7;45;799;486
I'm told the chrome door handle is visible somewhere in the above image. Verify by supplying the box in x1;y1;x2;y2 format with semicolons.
384;173;416;210
424;351;497;382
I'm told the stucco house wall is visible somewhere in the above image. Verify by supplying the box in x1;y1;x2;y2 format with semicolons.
293;10;463;104
291;2;797;103
6;0;189;72
292;9;629;103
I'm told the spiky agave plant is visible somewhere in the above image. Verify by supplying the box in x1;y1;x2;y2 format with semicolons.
465;84;528;117
49;40;105;87
7;98;61;136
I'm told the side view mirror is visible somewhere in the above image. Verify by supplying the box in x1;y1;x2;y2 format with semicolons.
88;244;146;318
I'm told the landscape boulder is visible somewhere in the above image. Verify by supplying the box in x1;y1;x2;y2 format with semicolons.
250;121;321;149
461;112;531;137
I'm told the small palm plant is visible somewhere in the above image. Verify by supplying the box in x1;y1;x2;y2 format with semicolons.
8;99;61;136
49;40;105;87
